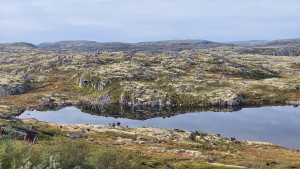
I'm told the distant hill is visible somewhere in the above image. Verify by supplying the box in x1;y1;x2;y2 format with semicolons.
0;42;37;50
38;41;134;52
3;38;300;56
259;38;300;47
231;40;268;44
37;40;234;52
233;38;300;56
230;40;268;46
239;38;300;47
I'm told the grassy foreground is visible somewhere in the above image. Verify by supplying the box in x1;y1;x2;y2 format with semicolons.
0;137;231;169
1;119;300;169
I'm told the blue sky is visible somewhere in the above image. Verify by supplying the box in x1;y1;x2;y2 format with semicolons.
0;0;299;44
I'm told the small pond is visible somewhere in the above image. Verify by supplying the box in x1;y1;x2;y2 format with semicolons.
18;105;300;149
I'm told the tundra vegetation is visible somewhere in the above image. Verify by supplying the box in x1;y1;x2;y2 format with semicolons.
0;39;300;168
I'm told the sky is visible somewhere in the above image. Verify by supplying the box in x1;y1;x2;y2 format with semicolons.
0;0;300;44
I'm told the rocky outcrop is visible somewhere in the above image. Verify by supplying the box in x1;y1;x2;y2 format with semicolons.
97;92;112;105
92;80;110;90
212;94;246;107
225;94;246;106
77;76;110;90
38;97;54;104
0;84;28;96
286;101;300;105
77;76;86;88
120;93;174;107
76;92;112;106
119;82;175;108
35;92;70;105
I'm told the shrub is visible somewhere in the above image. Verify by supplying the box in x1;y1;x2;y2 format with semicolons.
0;137;144;169
0;140;30;169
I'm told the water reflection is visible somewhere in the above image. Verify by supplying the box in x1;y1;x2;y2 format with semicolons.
34;104;246;120
19;105;300;149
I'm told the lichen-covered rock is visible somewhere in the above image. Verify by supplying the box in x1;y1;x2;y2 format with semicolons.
213;94;245;106
38;96;54;104
0;84;28;96
97;92;112;105
119;82;174;107
93;80;110;90
77;75;110;91
225;94;246;106
77;76;86;88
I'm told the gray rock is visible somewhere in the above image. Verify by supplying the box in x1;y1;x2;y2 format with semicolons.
77;76;85;88
179;85;187;92
189;132;196;140
225;94;245;106
93;80;110;90
0;84;28;96
66;133;83;139
38;97;54;104
97;92;112;105
293;85;299;90
213;94;245;106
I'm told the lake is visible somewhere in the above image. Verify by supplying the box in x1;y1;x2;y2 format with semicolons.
18;105;300;149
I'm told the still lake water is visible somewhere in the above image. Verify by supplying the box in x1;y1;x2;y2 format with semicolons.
18;106;300;149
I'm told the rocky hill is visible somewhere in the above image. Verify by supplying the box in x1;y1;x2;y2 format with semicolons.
229;38;300;56
37;40;234;52
258;38;300;47
231;40;268;45
0;42;37;51
0;38;299;111
236;38;300;47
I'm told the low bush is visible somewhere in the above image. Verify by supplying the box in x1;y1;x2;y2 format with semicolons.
0;137;144;169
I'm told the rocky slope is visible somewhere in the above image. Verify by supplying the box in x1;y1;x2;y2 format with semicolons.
0;42;299;112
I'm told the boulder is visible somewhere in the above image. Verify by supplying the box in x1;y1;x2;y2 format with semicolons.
0;84;28;96
66;133;83;139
